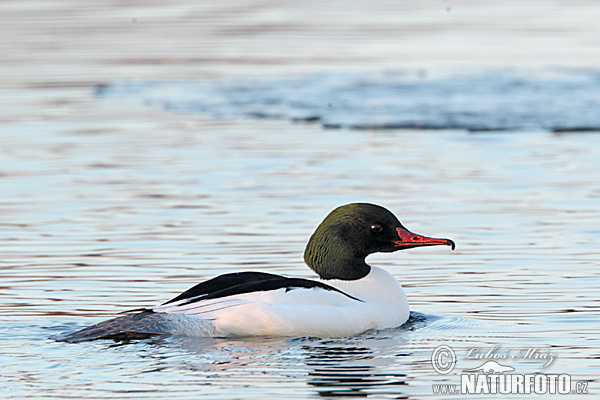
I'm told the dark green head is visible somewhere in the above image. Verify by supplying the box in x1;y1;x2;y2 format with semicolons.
304;203;455;280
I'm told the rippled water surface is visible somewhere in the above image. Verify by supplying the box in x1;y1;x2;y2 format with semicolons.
96;69;600;132
1;1;599;399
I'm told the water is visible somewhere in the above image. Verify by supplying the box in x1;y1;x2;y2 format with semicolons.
95;69;600;132
1;1;599;399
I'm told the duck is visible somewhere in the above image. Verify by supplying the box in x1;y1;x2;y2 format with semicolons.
57;203;454;342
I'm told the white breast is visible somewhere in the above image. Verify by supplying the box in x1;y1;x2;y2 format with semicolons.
326;266;410;328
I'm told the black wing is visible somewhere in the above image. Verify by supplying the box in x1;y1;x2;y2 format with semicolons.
162;271;362;306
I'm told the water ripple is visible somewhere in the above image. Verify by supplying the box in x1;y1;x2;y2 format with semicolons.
96;69;600;133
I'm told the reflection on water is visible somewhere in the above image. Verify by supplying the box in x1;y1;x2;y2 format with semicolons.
1;113;599;398
303;340;407;398
2;0;600;398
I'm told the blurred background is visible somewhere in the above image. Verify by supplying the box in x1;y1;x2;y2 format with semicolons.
1;1;599;399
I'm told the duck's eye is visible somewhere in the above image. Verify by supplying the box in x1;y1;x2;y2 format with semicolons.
370;224;383;233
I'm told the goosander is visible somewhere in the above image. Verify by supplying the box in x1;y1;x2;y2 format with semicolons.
58;203;454;342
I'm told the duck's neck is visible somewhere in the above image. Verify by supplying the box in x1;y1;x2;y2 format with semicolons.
304;239;371;281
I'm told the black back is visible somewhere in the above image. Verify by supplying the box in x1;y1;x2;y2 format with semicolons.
162;271;362;306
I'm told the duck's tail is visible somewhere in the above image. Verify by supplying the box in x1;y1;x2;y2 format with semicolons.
54;310;169;343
